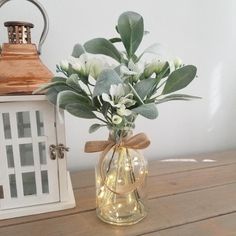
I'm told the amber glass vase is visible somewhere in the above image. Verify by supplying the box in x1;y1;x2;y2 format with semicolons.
95;132;148;225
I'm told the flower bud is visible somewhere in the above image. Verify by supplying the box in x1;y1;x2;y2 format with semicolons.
144;60;165;77
60;60;69;71
72;62;82;72
86;58;103;79
117;104;132;116
155;61;166;73
173;57;182;68
112;115;122;125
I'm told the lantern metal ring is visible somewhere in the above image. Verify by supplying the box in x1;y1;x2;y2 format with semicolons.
0;0;49;54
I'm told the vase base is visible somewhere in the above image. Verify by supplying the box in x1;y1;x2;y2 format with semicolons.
96;201;147;226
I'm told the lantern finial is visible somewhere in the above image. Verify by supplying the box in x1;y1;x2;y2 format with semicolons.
4;21;34;44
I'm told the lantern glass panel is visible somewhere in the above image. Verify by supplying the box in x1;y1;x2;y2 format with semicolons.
36;110;45;136
17;111;32;138
22;172;36;196
41;170;49;194
2;113;11;139
9;174;17;198
6;145;14;168
19;143;34;166
39;142;47;165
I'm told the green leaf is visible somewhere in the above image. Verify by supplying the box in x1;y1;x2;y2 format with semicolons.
101;102;111;117
162;65;197;94
132;103;158;119
156;94;201;104
115;25;119;34
109;37;122;43
134;78;157;100
66;74;79;88
57;90;91;109
71;44;85;58
128;83;144;105
158;62;170;79
52;76;67;82
33;81;67;94
93;69;122;97
89;123;104;133
84;38;121;62
65;103;97;119
46;85;71;105
66;74;87;95
117;11;144;58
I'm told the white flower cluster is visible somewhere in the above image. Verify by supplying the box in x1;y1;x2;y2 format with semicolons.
60;55;110;80
102;84;136;125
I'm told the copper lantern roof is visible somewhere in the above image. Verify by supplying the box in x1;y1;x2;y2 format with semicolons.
0;20;53;95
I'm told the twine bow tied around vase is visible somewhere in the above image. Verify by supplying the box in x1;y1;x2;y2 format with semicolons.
84;133;150;195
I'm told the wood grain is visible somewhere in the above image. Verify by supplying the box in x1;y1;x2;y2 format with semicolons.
1;182;236;236
71;149;236;189
0;150;236;235
145;213;236;236
0;43;52;95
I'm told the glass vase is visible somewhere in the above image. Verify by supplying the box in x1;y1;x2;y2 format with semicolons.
95;136;148;225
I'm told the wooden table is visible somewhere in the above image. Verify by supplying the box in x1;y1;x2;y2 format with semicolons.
1;150;236;236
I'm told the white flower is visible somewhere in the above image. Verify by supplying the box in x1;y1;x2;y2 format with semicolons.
102;84;135;117
85;58;104;79
117;104;132;116
65;54;109;79
120;65;137;76
112;115;122;125
118;95;136;108
110;84;125;98
60;60;69;71
144;60;166;77
67;55;87;75
173;57;182;68
72;62;83;72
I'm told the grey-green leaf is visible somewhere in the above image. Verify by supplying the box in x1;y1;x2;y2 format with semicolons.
162;65;197;94
71;44;85;58
65;103;97;119
33;81;67;94
109;37;122;43
66;74;86;95
46;85;71;105
84;38;121;62
134;77;157;99
117;11;144;58
89;123;104;133
156;94;201;104
52;76;67;82
132;103;158;119
93;69;122;97
57;90;91;109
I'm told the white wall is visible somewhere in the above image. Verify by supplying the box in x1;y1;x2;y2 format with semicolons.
1;0;236;171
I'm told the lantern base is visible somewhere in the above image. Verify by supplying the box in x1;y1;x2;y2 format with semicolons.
0;172;75;220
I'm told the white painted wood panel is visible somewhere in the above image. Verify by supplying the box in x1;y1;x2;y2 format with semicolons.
0;100;60;209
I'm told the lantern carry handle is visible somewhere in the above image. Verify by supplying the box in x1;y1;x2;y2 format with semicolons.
0;0;49;54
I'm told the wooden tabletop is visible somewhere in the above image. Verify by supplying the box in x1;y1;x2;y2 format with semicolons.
1;150;236;236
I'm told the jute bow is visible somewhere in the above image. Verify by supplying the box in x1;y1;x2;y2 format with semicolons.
84;133;150;194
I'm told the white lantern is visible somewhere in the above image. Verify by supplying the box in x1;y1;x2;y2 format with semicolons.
0;0;75;219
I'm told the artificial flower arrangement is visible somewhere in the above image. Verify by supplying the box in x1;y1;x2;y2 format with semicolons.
36;11;198;225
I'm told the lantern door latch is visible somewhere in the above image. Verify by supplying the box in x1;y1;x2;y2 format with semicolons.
0;185;4;199
49;144;69;160
58;144;69;159
49;144;57;160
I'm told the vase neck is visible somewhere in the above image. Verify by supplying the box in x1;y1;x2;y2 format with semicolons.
108;129;133;143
